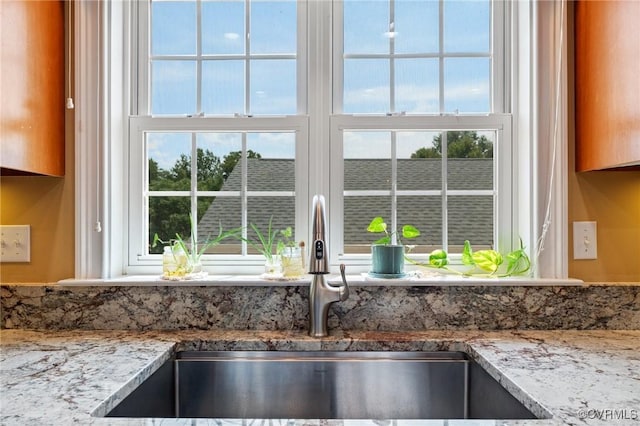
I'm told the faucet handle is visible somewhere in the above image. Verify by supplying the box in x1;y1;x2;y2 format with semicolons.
338;263;350;301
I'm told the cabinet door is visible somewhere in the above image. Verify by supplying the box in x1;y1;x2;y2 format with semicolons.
575;0;640;171
0;0;65;176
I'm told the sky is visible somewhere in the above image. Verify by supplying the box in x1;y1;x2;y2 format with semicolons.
147;0;492;168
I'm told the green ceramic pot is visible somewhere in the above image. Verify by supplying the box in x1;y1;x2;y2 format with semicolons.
370;244;405;276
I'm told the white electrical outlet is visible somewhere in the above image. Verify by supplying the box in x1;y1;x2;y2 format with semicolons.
573;221;597;260
0;225;31;263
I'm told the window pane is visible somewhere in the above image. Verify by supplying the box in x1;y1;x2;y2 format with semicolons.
447;195;493;251
247;133;296;191
202;1;244;55
446;131;494;190
250;60;296;115
444;0;490;53
152;61;197;115
344;195;391;253
197;133;242;191
148;196;191;254
344;0;389;54
344;59;389;113
397;131;442;191
344;132;391;191
202;60;245;115
148;133;192;191
398;195;441;249
395;59;439;114
198;196;242;254
151;1;196;55
444;58;490;113
250;1;297;54
247;196;296;244
395;0;438;54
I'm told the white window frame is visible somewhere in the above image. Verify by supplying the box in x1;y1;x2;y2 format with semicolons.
126;0;309;275
328;0;510;272
73;0;569;280
332;0;506;114
329;114;512;272
128;116;309;275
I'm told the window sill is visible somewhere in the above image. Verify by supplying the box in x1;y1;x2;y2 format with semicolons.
56;274;587;287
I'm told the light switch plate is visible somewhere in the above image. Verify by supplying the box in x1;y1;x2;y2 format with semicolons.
573;221;597;260
0;225;31;262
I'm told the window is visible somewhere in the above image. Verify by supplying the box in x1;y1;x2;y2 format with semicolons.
330;0;512;266
75;0;570;279
128;0;308;273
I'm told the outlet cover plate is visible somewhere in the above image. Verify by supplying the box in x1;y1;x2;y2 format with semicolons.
0;225;31;263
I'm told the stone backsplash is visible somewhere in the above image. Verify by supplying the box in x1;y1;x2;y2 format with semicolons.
1;283;639;330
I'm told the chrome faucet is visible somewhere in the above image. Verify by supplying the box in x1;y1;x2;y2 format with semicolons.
308;195;349;337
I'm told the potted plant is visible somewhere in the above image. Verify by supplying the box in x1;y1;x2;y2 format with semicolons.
367;216;420;278
245;216;283;276
153;214;240;280
278;226;305;279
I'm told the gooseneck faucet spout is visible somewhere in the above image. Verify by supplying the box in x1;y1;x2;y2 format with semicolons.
308;195;350;337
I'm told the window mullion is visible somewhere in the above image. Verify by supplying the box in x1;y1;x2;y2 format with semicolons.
191;132;198;241
196;0;202;114
441;131;448;252
245;0;251;115
332;1;344;114
391;131;398;245
137;0;149;115
493;0;507;113
241;133;248;256
389;0;395;113
438;0;445;113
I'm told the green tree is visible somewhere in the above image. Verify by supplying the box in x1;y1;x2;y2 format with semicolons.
196;149;223;191
410;131;493;159
411;146;442;158
220;149;262;179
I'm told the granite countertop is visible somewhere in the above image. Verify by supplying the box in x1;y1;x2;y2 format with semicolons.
1;329;639;425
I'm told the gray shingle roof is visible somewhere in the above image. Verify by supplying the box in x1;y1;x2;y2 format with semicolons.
199;158;493;249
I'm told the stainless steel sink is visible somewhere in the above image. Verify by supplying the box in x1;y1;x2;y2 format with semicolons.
105;351;539;420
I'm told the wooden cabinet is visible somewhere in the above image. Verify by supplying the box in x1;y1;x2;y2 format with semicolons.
575;0;640;171
0;0;65;176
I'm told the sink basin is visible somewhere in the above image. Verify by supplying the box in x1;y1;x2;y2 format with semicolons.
105;351;539;420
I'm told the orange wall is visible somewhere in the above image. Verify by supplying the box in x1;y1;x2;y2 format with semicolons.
568;169;640;282
0;179;75;283
0;8;638;284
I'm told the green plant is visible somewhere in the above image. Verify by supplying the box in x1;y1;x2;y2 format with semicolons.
153;214;241;270
461;239;530;276
406;239;531;278
277;226;298;254
245;216;280;263
366;216;420;246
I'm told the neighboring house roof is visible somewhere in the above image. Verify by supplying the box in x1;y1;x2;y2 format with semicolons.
199;158;493;249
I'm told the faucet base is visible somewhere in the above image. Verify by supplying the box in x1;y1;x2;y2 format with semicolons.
308;274;332;337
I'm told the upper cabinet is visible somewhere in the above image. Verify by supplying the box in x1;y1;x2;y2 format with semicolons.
575;0;640;171
0;0;65;176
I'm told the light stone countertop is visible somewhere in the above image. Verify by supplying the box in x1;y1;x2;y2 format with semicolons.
1;329;639;425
